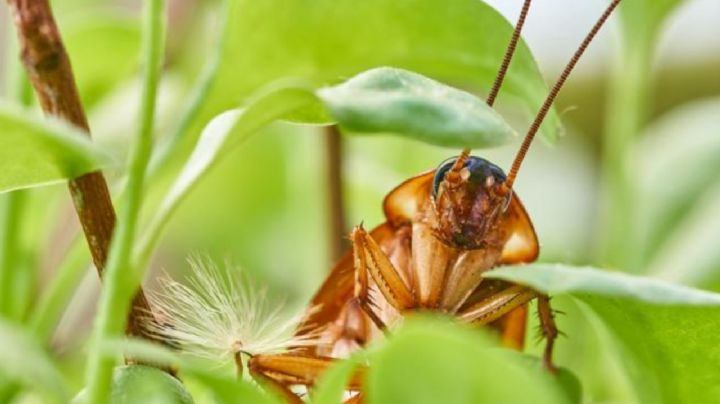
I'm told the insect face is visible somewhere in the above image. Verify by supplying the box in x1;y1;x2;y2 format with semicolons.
431;155;511;250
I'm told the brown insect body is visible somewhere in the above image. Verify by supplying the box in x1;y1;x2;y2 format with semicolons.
299;156;539;359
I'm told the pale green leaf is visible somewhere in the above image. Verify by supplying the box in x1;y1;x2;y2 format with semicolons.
486;264;720;304
192;0;558;146
311;355;364;404
109;366;193;404
318;67;516;148
647;181;720;288
486;264;720;403
140;67;516;263
0;103;108;193
635;98;720;285
620;0;688;37
137;82;317;265
367;317;570;404
0;319;68;402
64;15;142;108
192;374;280;404
99;338;278;404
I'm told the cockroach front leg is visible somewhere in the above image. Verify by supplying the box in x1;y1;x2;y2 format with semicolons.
536;294;558;372
248;354;365;403
351;225;415;331
459;286;558;371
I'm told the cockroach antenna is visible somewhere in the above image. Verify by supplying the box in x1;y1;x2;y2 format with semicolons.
486;0;532;108
504;0;622;189
454;0;533;170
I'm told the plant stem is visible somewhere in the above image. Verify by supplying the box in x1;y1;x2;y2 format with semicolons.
600;31;654;271
0;23;29;319
0;192;24;317
29;240;88;339
27;0;227;342
4;0;154;335
145;18;223;181
85;0;166;401
324;125;347;262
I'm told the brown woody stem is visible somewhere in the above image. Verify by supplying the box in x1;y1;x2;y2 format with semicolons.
5;0;153;340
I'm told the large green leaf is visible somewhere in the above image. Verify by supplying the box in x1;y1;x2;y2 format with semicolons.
635;98;720;285
318;67;515;147
137;82;317;264
486;264;720;403
366;317;570;404
0;319;68;402
191;0;558;146
0;103;109;193
139;68;514;263
63;15;142;108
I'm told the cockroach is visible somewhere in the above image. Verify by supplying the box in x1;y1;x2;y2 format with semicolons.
242;0;623;401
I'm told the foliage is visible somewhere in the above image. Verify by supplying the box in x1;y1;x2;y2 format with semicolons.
0;103;108;193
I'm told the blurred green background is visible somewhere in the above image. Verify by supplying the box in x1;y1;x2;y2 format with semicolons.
1;0;719;402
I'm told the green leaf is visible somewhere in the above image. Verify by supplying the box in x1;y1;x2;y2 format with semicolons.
98;338;278;404
190;373;280;404
193;0;558;146
311;354;364;404
318;67;516;148
497;350;583;404
486;264;720;304
136;82;317;264
620;0;687;38
0;319;68;402
0;103;108;193
367;317;570;404
486;264;720;403
635;98;720;285
140;66;515;264
648;182;720;288
110;366;194;404
64;15;142;108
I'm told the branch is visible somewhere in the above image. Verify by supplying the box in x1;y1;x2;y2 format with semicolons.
5;0;153;340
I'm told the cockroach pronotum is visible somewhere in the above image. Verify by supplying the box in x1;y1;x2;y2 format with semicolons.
150;1;623;402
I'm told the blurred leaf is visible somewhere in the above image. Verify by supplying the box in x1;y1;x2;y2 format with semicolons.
99;338;278;404
619;0;687;38
191;0;558;149
143;66;515;262
0;103;109;193
0;319;68;402
137;82;317;263
318;67;516;148
635;98;720;283
311;354;364;404
191;373;280;404
64;15;142;108
110;365;193;404
487;264;720;304
487;264;720;403
497;350;583;404
366;317;569;404
647;182;720;288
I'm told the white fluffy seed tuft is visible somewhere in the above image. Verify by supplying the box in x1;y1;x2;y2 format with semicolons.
145;256;323;363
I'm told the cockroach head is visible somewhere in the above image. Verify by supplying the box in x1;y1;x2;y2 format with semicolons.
431;155;511;249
